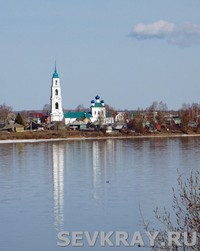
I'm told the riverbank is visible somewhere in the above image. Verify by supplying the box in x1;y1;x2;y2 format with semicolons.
0;130;200;144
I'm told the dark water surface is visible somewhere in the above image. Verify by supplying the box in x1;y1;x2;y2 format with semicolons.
0;137;199;250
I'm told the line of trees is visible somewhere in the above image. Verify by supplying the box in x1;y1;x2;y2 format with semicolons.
1;101;200;129
126;102;200;134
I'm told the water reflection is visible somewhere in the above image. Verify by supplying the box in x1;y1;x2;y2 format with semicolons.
0;138;200;251
92;141;104;200
92;140;116;201
52;143;64;230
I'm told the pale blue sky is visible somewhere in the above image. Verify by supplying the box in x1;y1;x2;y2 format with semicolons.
1;0;200;111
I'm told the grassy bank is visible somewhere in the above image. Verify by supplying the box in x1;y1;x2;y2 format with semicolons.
0;130;200;141
0;130;121;140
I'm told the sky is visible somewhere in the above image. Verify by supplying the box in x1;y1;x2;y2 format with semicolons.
1;0;200;111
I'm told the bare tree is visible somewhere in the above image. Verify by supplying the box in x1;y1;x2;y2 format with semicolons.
178;103;199;133
146;101;168;126
127;112;144;133
43;104;51;116
0;103;13;124
141;170;200;250
105;104;116;117
158;101;168;112
75;104;86;112
180;103;200;123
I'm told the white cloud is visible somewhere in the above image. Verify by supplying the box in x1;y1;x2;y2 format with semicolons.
129;20;200;47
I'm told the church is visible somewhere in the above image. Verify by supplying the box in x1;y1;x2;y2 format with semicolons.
50;66;114;125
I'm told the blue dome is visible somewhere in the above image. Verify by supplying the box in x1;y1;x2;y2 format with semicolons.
91;100;95;103
101;100;104;103
95;95;100;100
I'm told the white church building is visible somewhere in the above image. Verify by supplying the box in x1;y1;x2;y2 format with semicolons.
50;66;64;122
50;66;114;125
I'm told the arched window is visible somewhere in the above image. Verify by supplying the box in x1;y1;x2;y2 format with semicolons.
55;80;58;85
55;102;59;109
55;89;58;95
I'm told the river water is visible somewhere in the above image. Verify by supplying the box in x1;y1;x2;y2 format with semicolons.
0;137;199;250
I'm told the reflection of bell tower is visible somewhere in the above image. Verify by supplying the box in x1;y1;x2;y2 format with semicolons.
50;64;64;122
52;143;64;230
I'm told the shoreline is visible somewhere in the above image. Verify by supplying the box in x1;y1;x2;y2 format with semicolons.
0;133;200;144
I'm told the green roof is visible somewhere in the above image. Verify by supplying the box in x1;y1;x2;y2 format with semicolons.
91;103;103;108
64;112;92;119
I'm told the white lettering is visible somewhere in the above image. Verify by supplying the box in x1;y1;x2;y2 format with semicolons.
183;232;197;247
57;231;70;247
146;231;160;246
72;231;83;247
130;232;145;247
57;230;196;248
100;231;114;246
84;231;99;246
168;232;181;246
115;231;129;246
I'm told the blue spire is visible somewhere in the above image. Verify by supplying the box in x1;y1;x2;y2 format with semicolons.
53;62;59;78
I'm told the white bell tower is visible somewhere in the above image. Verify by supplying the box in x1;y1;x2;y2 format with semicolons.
50;65;64;122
